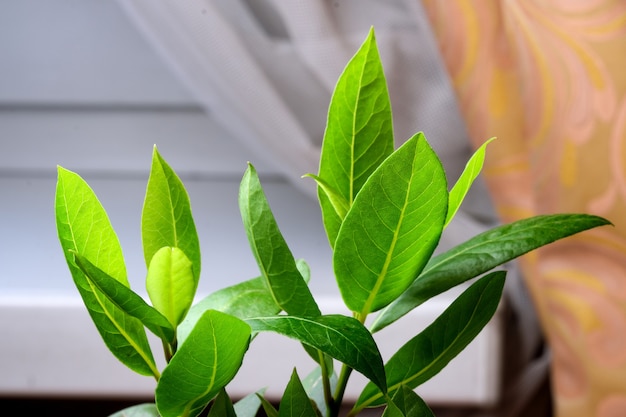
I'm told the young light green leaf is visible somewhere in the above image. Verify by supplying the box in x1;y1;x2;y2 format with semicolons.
234;389;266;417
355;271;505;409
55;166;157;377
207;389;237;417
142;145;201;283
72;252;175;343
381;385;435;417
279;369;320;417
302;173;349;219
239;163;320;317
146;246;196;327
371;213;612;332
445;137;495;228
108;403;160;417
245;314;386;394
314;26;394;247
156;310;251;417
334;133;448;316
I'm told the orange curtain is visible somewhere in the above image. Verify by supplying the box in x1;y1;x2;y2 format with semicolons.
422;1;626;416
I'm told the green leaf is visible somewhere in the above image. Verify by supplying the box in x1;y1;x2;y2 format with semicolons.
314;26;394;247
381;400;405;417
296;258;311;284
108;403;159;417
239;163;320;317
177;276;280;346
142;145;201;284
55;166;157;377
177;260;311;346
303;174;350;220
189;276;277;318
258;395;280;417
334;133;448;315
279;369;319;417
234;390;266;417
356;271;505;409
382;386;435;417
146;246;196;327
371;213;612;332
207;389;237;417
72;252;175;343
245;315;386;394
156;310;251;417
445;137;495;228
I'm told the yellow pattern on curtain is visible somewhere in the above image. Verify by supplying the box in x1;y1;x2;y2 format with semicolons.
422;1;626;416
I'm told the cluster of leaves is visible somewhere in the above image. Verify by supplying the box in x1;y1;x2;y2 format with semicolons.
55;28;609;417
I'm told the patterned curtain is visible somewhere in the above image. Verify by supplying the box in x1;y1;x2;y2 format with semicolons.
422;1;626;416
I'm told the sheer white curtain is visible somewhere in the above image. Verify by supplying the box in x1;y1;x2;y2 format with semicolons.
115;0;474;198
115;1;549;416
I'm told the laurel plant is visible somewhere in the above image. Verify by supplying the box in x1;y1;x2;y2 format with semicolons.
55;28;610;417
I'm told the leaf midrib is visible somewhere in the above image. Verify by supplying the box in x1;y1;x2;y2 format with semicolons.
360;288;489;408
60;179;157;378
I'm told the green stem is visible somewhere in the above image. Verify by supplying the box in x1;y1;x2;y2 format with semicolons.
318;350;333;417
347;393;391;417
331;364;354;417
336;311;370;416
162;338;177;364
330;312;370;416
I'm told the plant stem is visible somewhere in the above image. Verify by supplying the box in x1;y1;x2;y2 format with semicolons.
318;350;334;417
332;311;370;416
162;339;176;364
331;363;354;417
330;311;370;415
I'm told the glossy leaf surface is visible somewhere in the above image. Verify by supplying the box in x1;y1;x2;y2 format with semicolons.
334;133;448;315
315;27;394;247
156;310;251;417
371;213;612;332
142;146;201;283
55;167;156;376
239;163;320;317
146;246;196;327
356;271;505;409
246;314;386;393
181;258;308;334
72;252;174;343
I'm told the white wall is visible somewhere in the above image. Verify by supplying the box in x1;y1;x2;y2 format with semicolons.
0;0;335;297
